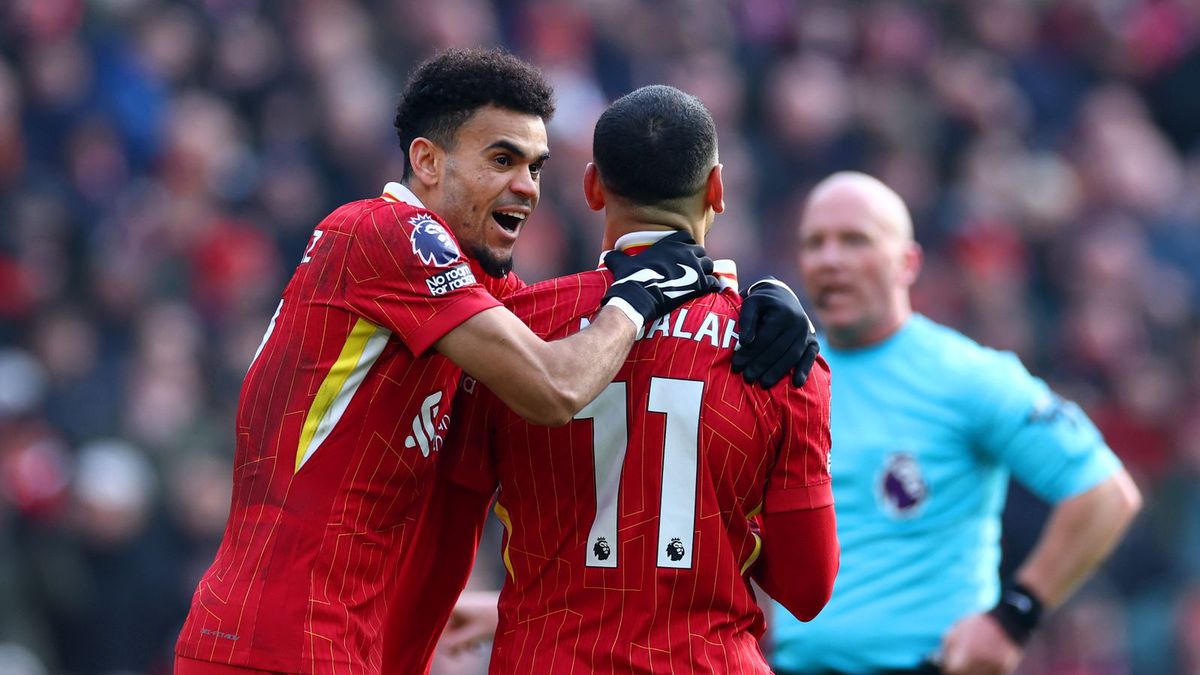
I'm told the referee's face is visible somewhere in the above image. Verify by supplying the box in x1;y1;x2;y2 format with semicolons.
798;186;916;348
436;105;549;278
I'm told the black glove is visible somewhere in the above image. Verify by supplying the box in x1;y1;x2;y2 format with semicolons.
603;231;719;330
731;277;819;389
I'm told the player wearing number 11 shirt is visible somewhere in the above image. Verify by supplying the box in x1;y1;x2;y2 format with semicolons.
423;86;840;674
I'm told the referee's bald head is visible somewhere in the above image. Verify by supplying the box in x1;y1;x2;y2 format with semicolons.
796;171;923;349
802;172;914;245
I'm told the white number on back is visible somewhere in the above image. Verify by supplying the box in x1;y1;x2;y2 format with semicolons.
576;377;704;569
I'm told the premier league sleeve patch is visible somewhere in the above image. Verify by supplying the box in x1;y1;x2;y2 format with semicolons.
409;213;461;267
425;263;478;296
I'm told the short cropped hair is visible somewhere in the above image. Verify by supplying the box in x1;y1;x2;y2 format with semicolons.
592;85;717;205
394;48;555;180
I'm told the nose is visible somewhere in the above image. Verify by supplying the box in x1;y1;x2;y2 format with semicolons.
803;239;842;272
510;167;538;201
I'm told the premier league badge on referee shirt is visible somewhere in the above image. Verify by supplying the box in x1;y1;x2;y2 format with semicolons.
409;213;460;267
877;452;928;518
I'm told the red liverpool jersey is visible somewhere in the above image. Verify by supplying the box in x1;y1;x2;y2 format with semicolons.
175;183;502;674
443;236;834;675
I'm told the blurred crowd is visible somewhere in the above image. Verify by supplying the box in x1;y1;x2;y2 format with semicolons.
0;0;1197;673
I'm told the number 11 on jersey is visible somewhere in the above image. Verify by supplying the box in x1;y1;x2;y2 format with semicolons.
576;377;704;570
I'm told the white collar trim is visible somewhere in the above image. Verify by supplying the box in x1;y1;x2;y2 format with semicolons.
381;182;426;209
597;230;738;293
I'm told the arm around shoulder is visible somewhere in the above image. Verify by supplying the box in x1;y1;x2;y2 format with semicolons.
436;230;721;426
435;304;638;427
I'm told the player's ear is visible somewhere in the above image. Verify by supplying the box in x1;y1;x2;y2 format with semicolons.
409;137;442;189
583;162;605;212
705;164;725;214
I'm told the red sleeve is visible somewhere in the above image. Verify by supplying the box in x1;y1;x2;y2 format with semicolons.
344;204;501;356
441;375;502;492
763;357;833;513
754;505;839;622
381;469;494;674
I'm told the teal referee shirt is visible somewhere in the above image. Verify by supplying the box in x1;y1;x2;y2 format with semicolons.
770;314;1121;672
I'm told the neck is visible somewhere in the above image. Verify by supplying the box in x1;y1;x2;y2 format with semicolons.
826;303;912;350
397;180;435;209
600;204;707;249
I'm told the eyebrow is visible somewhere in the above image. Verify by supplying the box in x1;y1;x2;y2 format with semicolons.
487;139;550;163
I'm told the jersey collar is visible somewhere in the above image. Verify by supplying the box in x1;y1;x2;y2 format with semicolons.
598;230;738;293
381;182;427;209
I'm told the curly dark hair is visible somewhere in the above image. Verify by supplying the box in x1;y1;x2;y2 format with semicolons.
394;48;556;180
592;85;716;206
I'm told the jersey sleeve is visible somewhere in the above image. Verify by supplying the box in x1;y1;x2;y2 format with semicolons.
343;205;501;356
754;505;839;621
972;350;1121;503
763;357;834;513
441;374;502;494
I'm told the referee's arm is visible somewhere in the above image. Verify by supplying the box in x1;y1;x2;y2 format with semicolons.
939;468;1141;675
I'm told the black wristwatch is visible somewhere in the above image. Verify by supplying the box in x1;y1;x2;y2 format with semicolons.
987;581;1044;645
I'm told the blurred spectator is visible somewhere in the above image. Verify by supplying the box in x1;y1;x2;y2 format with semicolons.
49;440;177;674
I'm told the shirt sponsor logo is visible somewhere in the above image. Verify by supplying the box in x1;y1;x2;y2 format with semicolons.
409;213;460;267
877;451;928;518
426;263;477;296
404;391;451;457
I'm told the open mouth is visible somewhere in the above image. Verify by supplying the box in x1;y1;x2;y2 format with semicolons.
816;286;856;307
492;210;526;233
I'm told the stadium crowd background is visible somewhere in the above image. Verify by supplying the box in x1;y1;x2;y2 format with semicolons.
0;0;1198;673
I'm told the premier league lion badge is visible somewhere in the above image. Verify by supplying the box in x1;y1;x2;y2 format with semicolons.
409;213;460;267
878;451;928;518
665;537;686;562
593;536;612;561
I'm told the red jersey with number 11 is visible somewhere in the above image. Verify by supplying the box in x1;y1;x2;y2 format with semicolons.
443;250;833;674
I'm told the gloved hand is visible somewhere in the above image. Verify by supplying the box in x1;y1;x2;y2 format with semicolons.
603;231;719;330
731;278;820;389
